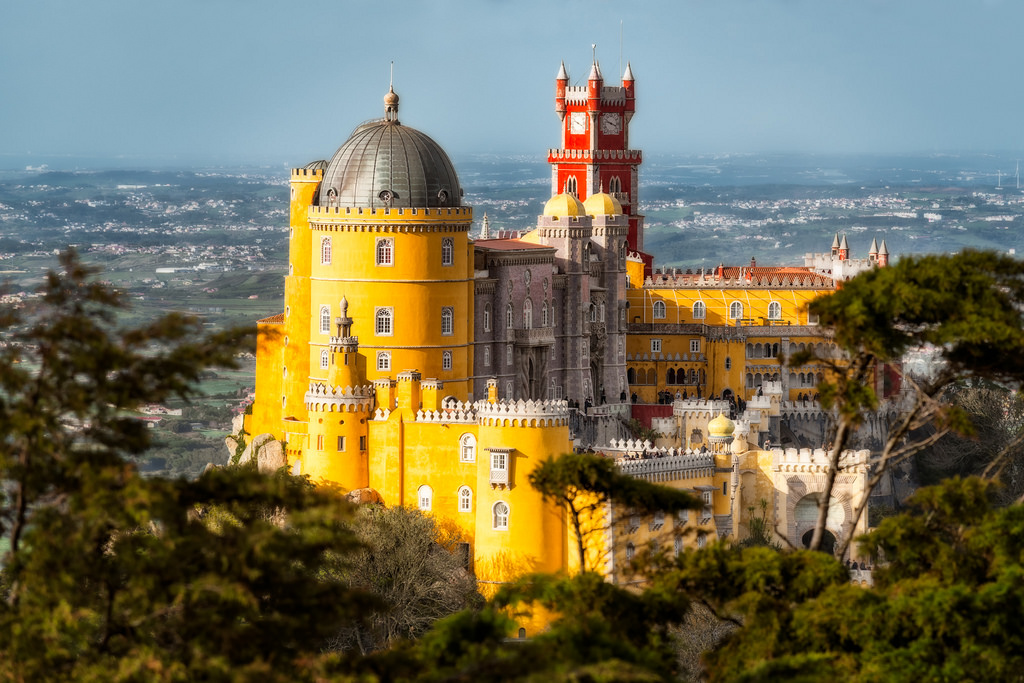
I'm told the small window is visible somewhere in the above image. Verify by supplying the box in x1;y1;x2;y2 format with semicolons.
674;536;683;555
653;301;667;319
506;303;514;329
507;345;513;366
564;175;578;196
375;307;393;336
523;299;533;329
376;351;391;371
693;301;706;319
337;436;346;451
459;434;476;463
316;434;324;451
491;451;507;472
808;311;819;326
609;176;622;194
441;307;454;336
319;305;331;334
441;237;454;266
690;339;700;353
768;301;782;320
651;339;662;354
483;303;491;331
722;481;728;496
359;435;366;450
729;302;743;320
442;350;453;370
320;236;332;265
493;501;509;530
320;349;329;370
697;534;707;549
702;491;713;506
483;347;491;367
376;237;394;266
458;486;472;512
542;302;549;327
625;542;635;562
418;485;433;512
725;357;732;370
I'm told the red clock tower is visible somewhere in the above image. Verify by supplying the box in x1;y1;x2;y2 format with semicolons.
550;58;649;269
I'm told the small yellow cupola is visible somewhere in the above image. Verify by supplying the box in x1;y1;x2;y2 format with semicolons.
583;190;622;216
542;193;586;219
708;412;735;439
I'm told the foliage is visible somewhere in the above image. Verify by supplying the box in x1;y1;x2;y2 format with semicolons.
529;452;702;571
327;505;482;655
0;250;378;680
737;499;778;549
798;250;1024;553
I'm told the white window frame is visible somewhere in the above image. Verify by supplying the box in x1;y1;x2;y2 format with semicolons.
319;305;331;334
441;306;454;336
690;339;700;353
506;303;514;329
483;303;491;331
320;349;329;370
320;236;332;265
441;237;454;266
442;350;453;370
458;485;472;512
693;301;706;319
729;302;743;320
375;237;394;266
418;485;432;512
492;501;509;530
376;351;391;371
459;434;476;463
375;307;393;336
506;345;513;366
523;299;533;329
768;301;782;320
483;346;491;367
651;339;662;354
653;300;667;319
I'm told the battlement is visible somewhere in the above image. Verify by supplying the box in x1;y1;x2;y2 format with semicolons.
416;400;478;424
476;398;570;427
629;351;706;362
291;168;324;180
547;149;643;163
673;399;732;419
772;447;870;473
562;85;628;106
644;272;834;289
614;448;715;482
308;205;473;222
304;382;374;412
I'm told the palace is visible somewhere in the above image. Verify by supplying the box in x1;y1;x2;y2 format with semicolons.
243;58;882;602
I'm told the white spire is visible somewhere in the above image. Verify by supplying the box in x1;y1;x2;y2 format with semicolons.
481;213;491;239
557;60;568;80
623;61;634;81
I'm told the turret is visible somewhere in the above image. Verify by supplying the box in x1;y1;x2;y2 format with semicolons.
838;234;849;261
830;232;840;257
555;61;568;121
587;60;602;115
877;239;889;267
868;238;879;263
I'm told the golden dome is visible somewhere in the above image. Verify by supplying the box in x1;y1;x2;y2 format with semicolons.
583;191;622;216
708;412;735;438
542;193;586;218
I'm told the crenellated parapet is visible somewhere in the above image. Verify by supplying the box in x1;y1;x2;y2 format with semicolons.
673;399;731;418
547;148;642;162
643;272;834;289
630;351;706;362
304;382;374;413
291;168;324;180
416;400;478;424
476;398;570;427
773;447;870;474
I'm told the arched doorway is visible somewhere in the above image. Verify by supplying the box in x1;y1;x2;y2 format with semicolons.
802;528;836;555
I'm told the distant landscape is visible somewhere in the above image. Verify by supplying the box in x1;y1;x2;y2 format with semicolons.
2;152;1021;477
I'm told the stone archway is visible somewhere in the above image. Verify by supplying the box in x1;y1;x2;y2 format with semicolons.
802;528;836;554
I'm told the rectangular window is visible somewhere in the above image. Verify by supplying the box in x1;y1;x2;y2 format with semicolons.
702;491;712;506
337;436;345;452
690;339;700;353
316;434;324;451
375;237;393;266
651;339;662;353
359;435;367;451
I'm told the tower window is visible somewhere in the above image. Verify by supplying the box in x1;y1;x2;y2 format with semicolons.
492;501;509;530
320;236;332;265
376;351;391;371
653;301;667;319
523;299;533;330
442;350;453;370
319;305;331;334
483;303;491;331
542;301;549;327
459;434;476;463
375;237;394;266
418;485;433;512
337;436;346;451
506;303;514;329
564;175;578;196
693;301;707;320
320;349;329;369
458;485;472;512
441;237;454;266
375;307;393;336
483;346;491;367
506;344;513;366
725;357;732;370
441;307;454;336
608;176;622;194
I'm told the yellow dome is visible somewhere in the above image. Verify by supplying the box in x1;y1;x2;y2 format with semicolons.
583;191;622;216
708;412;735;438
542;193;586;218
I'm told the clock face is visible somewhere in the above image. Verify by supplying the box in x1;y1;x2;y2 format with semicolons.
569;112;587;135
600;113;622;135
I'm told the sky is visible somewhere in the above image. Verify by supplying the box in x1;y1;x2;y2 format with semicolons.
2;0;1023;168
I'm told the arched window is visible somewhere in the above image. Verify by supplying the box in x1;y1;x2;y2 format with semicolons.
376;351;391;371
442;350;453;370
646;368;656;385
483;303;491;331
441;237;454;266
375;307;393;336
589;304;597;322
625;542;635;562
320;349;329;370
523;299;533;329
493;501;509;530
459;434;476;463
458;486;472;512
667;368;676;385
653;300;667;319
375;237;393;266
693;301;706;319
627;367;636;384
418;485;432;512
441;307;454;336
320;236;331;265
483;346;491;366
319;305;331;334
506;303;514;329
542;301;549;327
768;301;782;320
564;176;578;196
609;176;622;194
729;302;743;320
506;344;513;366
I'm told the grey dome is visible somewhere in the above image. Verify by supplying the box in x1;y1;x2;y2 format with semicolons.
318;95;461;209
